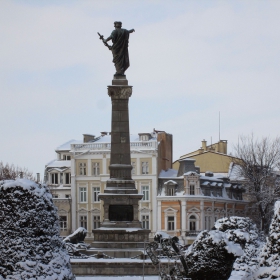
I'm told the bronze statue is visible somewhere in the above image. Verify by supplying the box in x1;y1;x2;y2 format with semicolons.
98;21;135;76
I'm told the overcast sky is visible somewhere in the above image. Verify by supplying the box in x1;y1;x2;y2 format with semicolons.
1;0;280;178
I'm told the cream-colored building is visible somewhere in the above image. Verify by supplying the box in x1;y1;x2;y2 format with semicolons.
45;130;173;241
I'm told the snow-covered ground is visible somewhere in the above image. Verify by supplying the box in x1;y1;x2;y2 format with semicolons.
76;277;160;280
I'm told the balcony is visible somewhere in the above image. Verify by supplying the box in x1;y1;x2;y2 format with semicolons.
185;231;201;237
71;141;157;152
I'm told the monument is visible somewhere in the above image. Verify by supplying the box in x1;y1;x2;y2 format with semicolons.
92;21;150;255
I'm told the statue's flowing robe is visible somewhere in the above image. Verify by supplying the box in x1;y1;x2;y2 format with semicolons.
111;28;130;74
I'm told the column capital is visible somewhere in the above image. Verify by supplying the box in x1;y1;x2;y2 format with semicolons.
108;85;132;99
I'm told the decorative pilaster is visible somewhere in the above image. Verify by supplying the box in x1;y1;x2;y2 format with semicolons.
200;200;205;230
181;200;186;235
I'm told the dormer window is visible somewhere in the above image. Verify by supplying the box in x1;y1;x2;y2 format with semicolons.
164;180;177;196
139;133;151;141
167;188;174;196
63;155;71;160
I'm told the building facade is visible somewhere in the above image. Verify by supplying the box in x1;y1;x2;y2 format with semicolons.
45;130;172;241
158;159;248;244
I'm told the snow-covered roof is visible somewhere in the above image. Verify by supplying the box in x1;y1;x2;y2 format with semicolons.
184;171;199;176
56;139;82;151
84;134;157;144
45;160;71;168
159;169;178;178
164;180;177;185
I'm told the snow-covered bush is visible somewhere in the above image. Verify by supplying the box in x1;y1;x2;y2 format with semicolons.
185;230;243;280
215;217;264;280
256;201;280;280
0;179;75;279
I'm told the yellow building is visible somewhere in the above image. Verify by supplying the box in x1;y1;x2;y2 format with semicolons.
173;139;236;173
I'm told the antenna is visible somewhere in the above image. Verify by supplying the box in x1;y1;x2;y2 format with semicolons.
219;111;220;141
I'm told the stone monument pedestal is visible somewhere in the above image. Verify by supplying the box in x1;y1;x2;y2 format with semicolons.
92;75;150;254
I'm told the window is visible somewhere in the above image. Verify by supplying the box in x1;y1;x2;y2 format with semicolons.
93;215;100;229
167;188;174;196
63;155;71;160
141;162;149;174
65;194;70;199
52;194;58;198
93;187;100;202
131;162;136;175
79;163;86;175
142;186;149;201
189;215;196;231
142;215;149;229
80;187;87;202
92;162;100;176
65;173;71;184
190;185;195;195
59;216;67;230
60;173;63;184
51;173;58;184
167;216;175;230
80;215;87;229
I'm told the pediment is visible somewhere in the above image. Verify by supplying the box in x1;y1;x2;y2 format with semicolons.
189;207;200;213
139;207;151;213
164;207;178;213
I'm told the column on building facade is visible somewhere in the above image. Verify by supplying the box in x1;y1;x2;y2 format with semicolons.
200;200;204;231
102;154;107;175
157;200;161;231
181;200;186;236
212;201;215;226
225;202;228;217
87;158;91;177
136;157;140;175
70;158;76;232
151;176;157;235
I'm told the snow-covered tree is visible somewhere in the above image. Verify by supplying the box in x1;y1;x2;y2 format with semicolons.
256;201;280;280
233;135;280;233
0;178;75;279
215;216;264;280
0;161;35;181
185;229;243;280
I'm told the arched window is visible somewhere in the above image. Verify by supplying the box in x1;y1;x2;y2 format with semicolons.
189;215;196;231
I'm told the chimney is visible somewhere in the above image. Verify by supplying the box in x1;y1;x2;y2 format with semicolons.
199;147;204;154
20;172;23;178
83;134;95;143
202;139;207;151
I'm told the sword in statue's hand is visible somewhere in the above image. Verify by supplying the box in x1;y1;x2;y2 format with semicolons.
97;32;112;50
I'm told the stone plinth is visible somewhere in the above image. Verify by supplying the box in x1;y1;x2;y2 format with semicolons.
70;259;162;276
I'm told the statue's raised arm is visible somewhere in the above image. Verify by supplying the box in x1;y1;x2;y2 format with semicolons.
98;21;135;76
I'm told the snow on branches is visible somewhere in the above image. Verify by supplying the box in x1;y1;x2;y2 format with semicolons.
256;201;280;280
185;216;264;280
0;179;75;279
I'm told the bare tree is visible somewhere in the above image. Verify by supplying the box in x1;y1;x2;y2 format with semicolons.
0;161;35;181
233;135;280;233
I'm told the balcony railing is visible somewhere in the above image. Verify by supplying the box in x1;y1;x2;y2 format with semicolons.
71;141;157;151
185;230;201;237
